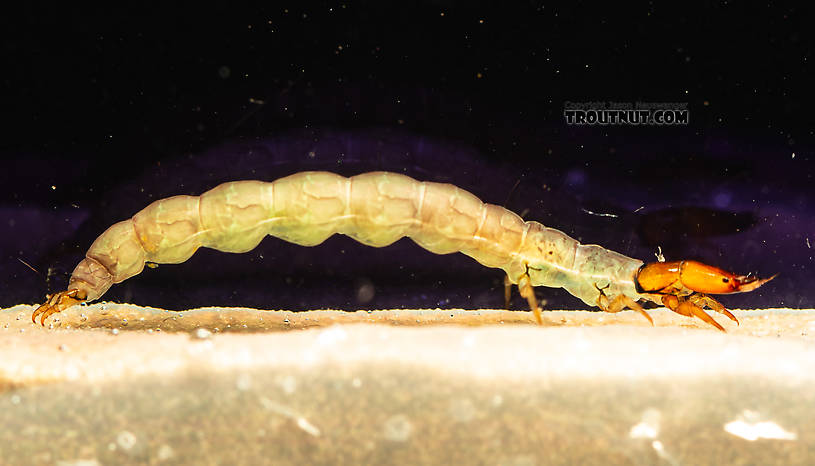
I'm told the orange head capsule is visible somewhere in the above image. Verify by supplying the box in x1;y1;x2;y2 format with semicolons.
637;260;776;295
635;261;685;294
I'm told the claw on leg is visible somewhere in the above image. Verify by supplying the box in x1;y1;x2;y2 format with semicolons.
31;289;85;326
595;284;654;326
688;293;739;325
661;293;732;332
679;301;725;332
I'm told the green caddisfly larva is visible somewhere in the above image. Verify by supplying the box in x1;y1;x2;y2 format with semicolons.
33;171;775;331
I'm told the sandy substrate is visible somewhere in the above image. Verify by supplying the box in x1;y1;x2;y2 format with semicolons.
4;302;815;335
2;304;815;465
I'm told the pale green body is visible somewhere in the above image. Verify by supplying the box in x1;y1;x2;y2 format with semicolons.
68;171;646;308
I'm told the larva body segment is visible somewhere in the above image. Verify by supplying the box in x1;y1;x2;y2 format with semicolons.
134;195;202;261
39;170;774;331
269;172;348;246
344;171;420;246
199;180;273;253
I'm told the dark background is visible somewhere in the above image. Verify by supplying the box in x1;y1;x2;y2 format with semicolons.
2;3;811;312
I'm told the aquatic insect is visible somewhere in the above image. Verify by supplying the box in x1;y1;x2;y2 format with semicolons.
32;171;775;331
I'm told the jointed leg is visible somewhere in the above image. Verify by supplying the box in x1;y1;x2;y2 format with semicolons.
661;294;728;332
515;272;543;325
595;284;654;326
688;293;739;325
504;275;513;310
31;289;86;326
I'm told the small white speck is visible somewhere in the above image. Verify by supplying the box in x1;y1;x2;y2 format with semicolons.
630;408;661;439
193;328;213;340
654;246;665;263
296;417;321;436
725;419;797;441
652;440;664;452
724;411;797;441
631;422;659;439
116;430;137;450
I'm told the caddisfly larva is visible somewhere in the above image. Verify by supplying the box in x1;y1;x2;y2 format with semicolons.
32;171;775;331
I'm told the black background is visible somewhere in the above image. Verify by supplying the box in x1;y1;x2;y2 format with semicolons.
2;3;811;311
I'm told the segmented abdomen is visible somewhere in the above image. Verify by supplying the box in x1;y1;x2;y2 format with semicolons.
69;171;643;306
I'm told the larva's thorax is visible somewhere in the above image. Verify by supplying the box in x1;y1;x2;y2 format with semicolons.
563;244;645;306
509;222;645;306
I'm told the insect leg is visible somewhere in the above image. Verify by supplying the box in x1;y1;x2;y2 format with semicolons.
595;284;654;326
516;271;543;325
503;275;513;309
688;293;739;325
661;295;726;332
31;289;86;326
